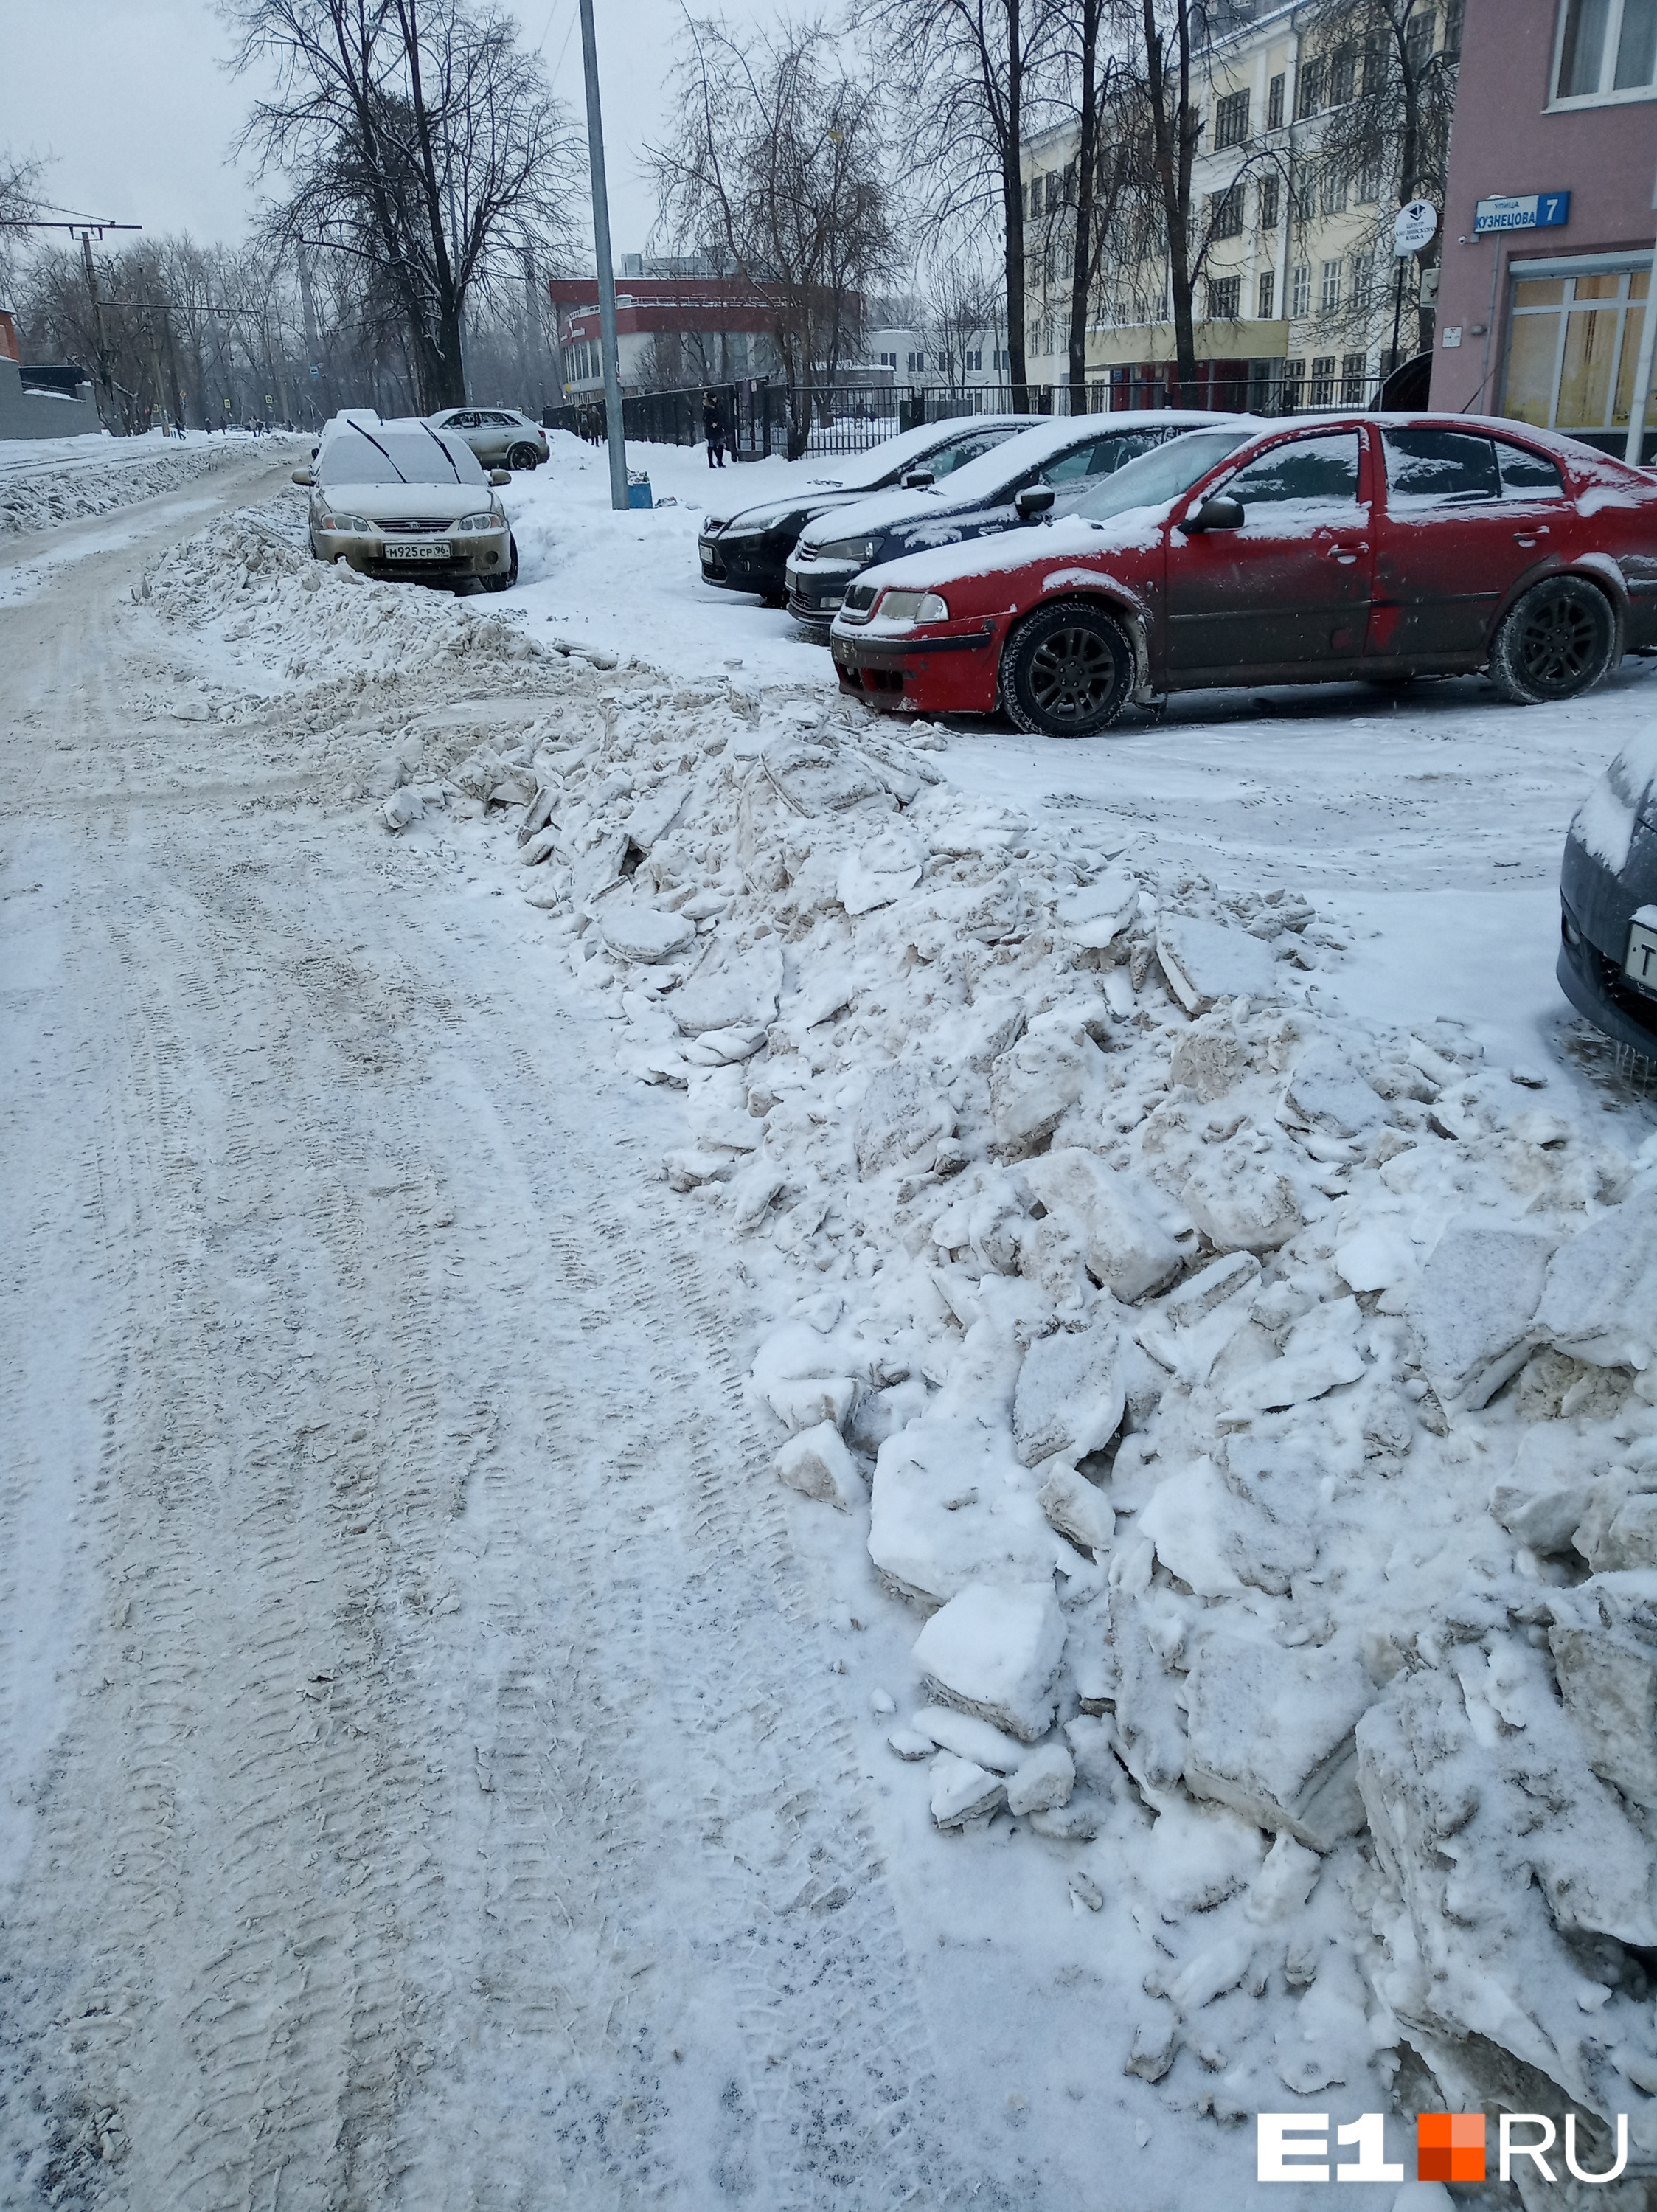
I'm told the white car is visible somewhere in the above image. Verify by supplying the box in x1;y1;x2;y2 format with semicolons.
293;417;518;592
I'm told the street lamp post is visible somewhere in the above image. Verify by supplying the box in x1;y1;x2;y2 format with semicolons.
577;0;628;512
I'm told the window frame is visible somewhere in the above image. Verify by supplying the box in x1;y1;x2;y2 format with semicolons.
1214;87;1251;148
1549;0;1657;106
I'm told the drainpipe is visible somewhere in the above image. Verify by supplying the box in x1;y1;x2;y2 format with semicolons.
1625;163;1657;466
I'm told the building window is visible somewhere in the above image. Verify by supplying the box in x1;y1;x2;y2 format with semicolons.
1215;89;1251;147
1406;8;1435;70
1341;350;1369;401
1282;358;1306;410
1267;71;1286;128
965;349;982;372
1444;0;1465;58
1362;30;1391;94
1208;184;1245;240
1330;45;1356;102
1297;55;1324;116
1258;269;1276;319
1259;173;1281;230
1310;353;1338;404
1555;0;1657;97
1504;263;1653;437
1291;264;1312;319
1321;163;1349;218
1207;276;1243;321
1321;257;1344;313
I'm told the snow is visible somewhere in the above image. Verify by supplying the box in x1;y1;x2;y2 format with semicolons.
13;420;1657;2202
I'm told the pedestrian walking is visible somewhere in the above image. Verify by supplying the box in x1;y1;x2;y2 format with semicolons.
702;389;726;468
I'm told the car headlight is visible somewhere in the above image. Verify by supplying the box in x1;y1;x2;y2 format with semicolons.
813;536;880;565
453;511;500;533
317;511;375;533
703;517;726;535
878;589;951;623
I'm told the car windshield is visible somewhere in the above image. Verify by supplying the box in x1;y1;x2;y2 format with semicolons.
318;425;486;487
1070;428;1254;524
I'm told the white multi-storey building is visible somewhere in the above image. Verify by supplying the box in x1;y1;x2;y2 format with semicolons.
1021;0;1462;412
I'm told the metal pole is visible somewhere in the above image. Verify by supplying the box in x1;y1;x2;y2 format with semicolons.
1625;167;1657;467
578;0;628;511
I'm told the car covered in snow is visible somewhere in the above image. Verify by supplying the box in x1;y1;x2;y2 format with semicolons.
698;414;1040;606
788;411;1248;633
425;404;548;471
828;413;1657;735
1559;733;1657;1059
292;416;518;592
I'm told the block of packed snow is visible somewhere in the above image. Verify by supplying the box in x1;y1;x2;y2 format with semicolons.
1181;1151;1302;1253
912;1580;1068;1744
1280;1041;1384;1139
1166;1251;1260;1330
868;1411;1060;1607
837;829;924;915
1221;1297;1366;1418
382;787;424;831
1533;1195;1657;1370
1550;1616;1657;1809
1169;1019;1240;1100
1490;1479;1598;1556
597;900;695;964
1007;1740;1075;1816
1571;1475;1657;1571
775;1422;859;1510
988;1013;1106;1158
664;1148;736;1192
910;1705;1025;1773
1156;912;1278;1014
1012;1322;1125;1467
764;1376;856;1434
854;1062;956;1179
623;783;687;852
1333;1224;1414;1295
669;943;782;1034
1183;1636;1372;1851
1038;1468;1115;1556
929;1751;1007;1828
1024;1148;1184;1303
1407;1223;1554;1410
1054;871;1138;951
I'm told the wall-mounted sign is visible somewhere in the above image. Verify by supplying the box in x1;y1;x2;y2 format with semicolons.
1394;200;1439;255
1473;191;1571;235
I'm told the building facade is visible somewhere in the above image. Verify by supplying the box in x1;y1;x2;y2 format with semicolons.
1022;0;1462;411
1429;0;1656;458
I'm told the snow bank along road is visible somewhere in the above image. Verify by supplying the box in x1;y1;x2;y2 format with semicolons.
7;444;1657;2211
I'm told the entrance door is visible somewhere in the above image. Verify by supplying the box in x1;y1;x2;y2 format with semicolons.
1369;428;1570;665
1162;428;1374;680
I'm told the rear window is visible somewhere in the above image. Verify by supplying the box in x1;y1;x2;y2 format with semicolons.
318;425;486;486
1383;427;1566;506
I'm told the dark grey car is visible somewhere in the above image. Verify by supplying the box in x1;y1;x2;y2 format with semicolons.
1559;739;1657;1056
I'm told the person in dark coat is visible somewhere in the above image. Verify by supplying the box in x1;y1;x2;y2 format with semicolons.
702;390;726;468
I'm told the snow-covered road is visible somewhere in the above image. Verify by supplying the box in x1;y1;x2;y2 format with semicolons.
9;434;1657;2211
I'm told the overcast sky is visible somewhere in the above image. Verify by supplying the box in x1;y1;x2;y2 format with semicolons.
0;0;773;265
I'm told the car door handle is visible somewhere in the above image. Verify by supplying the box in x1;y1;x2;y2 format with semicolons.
1328;543;1369;564
1514;526;1551;547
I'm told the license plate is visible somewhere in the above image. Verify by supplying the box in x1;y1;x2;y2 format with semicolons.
386;540;450;561
699;538;717;559
1625;918;1657;994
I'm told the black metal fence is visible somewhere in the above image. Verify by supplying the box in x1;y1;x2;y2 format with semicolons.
542;358;1400;462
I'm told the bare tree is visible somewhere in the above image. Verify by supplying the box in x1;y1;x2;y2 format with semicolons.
648;17;895;457
917;235;1004;392
221;0;578;409
856;0;1054;405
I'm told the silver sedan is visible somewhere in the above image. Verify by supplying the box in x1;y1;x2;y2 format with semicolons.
426;406;549;471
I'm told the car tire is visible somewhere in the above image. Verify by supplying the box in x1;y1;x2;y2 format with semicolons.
1488;575;1616;705
479;533;519;594
507;443;541;471
1004;600;1134;738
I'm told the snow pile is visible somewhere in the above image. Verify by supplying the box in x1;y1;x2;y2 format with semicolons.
164;488;1657;2157
0;440;221;536
434;681;1657;2157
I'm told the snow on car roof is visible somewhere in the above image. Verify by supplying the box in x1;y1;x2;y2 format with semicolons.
316;418;487;487
795;412;1043;495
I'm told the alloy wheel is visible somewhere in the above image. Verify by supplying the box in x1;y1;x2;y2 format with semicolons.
1515;591;1601;693
1027;624;1121;725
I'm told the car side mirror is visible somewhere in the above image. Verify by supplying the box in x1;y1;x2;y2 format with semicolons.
291;468;313;486
489;468;512;486
1015;485;1055;519
900;468;934;489
1184;494;1244;534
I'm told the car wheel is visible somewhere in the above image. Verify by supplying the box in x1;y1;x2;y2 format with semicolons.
1004;600;1134;738
1488;576;1616;705
507;442;541;471
479;533;519;594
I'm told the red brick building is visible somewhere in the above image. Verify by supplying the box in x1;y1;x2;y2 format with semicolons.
1431;0;1656;458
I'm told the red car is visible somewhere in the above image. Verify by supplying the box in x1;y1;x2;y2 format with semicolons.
828;413;1657;735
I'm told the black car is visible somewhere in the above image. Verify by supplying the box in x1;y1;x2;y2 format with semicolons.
1560;738;1657;1058
697;414;1038;604
785;410;1247;633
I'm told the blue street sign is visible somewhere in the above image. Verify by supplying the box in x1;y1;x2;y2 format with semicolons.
1474;190;1571;235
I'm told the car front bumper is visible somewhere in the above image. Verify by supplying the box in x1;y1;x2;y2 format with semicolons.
830;623;1000;715
786;559;861;631
698;533;788;597
316;528;511;583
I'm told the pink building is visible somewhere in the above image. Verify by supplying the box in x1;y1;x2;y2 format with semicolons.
1431;0;1656;459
